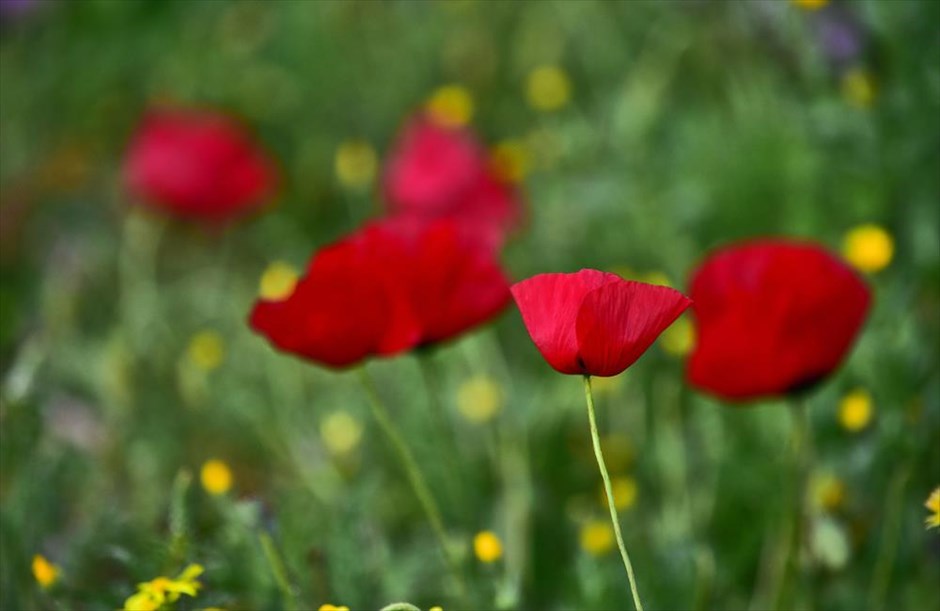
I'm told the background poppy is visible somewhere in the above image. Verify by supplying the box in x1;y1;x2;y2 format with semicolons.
686;239;871;401
383;114;523;246
124;107;278;223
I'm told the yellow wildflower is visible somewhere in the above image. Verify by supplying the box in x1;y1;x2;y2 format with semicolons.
334;139;378;189
456;375;504;424
187;331;225;372
580;520;614;556
430;607;443;611
123;564;204;611
318;605;350;611
490;139;530;183
791;0;828;10
660;316;695;358
843;224;893;273
32;554;59;588
259;261;299;301
601;476;638;512
838;389;873;433
123;591;160;611
200;459;233;495
926;487;940;529
426;84;474;128
526;65;571;112
320;410;364;455
473;530;503;563
811;472;846;512
841;67;876;109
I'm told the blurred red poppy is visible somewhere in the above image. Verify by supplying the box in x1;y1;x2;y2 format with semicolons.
383;114;523;246
249;235;420;369
512;270;692;377
374;217;512;345
686;239;871;401
124;108;278;223
249;217;511;367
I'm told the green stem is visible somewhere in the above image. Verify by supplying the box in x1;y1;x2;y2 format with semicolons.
358;368;466;599
761;398;813;611
583;375;645;611
868;462;912;610
417;354;469;520
259;531;298;611
167;469;192;567
417;355;458;447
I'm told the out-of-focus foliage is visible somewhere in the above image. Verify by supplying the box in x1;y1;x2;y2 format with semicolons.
1;1;938;610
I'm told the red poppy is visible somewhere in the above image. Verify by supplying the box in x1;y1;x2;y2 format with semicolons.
357;217;513;346
512;270;692;377
249;235;420;369
249;218;511;367
124;108;278;223
382;114;523;245
686;239;871;401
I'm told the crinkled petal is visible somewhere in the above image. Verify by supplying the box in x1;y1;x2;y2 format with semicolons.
511;270;619;374
576;280;692;377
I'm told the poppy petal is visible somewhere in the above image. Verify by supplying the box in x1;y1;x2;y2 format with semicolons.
511;270;619;374
382;114;524;247
125;108;277;223
375;217;511;345
249;241;398;368
329;224;423;355
686;239;871;401
383;115;486;215
576;280;692;377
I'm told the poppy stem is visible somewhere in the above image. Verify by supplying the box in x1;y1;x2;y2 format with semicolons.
764;398;814;610
417;354;471;520
583;375;645;611
358;368;467;601
785;398;814;608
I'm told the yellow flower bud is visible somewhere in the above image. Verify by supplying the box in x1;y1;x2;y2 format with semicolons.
838;389;873;433
473;530;503;563
32;554;59;588
259;261;299;300
426;85;474;128
843;224;893;273
200;459;233;495
579;520;614;556
187;331;225;372
526;65;571;112
334;139;377;189
456;375;504;424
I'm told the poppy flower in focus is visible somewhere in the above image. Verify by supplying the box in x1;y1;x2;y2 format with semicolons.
124;108;278;223
686;239;871;401
249;235;420;368
383;114;523;246
512;270;692;377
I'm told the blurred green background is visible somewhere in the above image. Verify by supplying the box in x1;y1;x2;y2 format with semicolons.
1;1;939;610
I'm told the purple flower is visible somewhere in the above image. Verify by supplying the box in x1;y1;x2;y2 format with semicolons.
814;5;867;70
